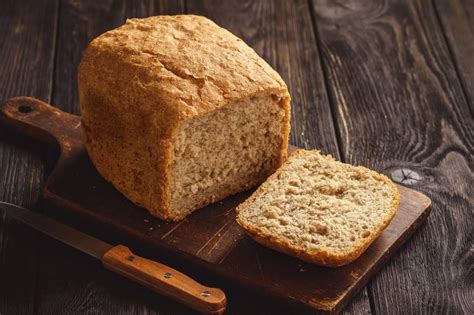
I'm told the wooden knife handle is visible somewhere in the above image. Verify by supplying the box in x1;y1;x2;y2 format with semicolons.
102;245;226;314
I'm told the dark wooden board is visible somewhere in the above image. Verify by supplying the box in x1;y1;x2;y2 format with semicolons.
0;0;58;314
311;0;474;313
1;97;432;314
434;0;474;113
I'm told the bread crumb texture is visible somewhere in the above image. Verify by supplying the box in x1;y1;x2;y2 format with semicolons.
170;94;288;218
236;150;400;267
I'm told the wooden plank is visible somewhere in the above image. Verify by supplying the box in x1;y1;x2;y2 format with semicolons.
0;0;58;314
434;0;474;113
37;1;188;314
186;0;370;313
311;0;473;313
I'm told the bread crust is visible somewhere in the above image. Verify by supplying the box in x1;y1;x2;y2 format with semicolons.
78;15;290;220
236;149;400;267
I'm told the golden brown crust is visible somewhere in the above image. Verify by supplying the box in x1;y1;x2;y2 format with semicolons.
236;149;401;267
78;15;290;220
278;95;291;167
81;15;287;120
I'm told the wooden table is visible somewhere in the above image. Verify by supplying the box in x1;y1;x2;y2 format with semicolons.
0;1;472;314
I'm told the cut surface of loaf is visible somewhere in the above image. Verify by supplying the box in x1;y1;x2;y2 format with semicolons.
78;15;291;221
171;94;287;217
236;150;400;267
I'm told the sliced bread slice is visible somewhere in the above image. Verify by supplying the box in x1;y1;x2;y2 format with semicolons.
236;149;400;267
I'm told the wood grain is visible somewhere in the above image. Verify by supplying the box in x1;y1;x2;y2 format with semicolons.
311;0;474;313
0;0;58;314
434;0;474;113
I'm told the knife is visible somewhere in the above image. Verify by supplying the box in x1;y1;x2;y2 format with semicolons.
0;202;227;314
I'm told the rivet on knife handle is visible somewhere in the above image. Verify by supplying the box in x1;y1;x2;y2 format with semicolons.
102;245;227;314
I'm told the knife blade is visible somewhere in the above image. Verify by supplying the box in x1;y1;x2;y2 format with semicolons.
0;201;112;259
0;201;226;314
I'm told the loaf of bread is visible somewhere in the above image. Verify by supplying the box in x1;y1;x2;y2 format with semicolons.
78;15;291;221
236;150;400;267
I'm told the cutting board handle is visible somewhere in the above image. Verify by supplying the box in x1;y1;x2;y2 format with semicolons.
0;97;84;156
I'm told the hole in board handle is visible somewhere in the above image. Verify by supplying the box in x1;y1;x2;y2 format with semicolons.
18;105;33;113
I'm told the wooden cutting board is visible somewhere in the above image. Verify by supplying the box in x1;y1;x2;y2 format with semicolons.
1;97;432;314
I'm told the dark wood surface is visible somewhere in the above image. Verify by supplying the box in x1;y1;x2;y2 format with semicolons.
434;0;474;113
0;0;472;314
0;0;57;314
0;97;432;314
312;1;473;314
